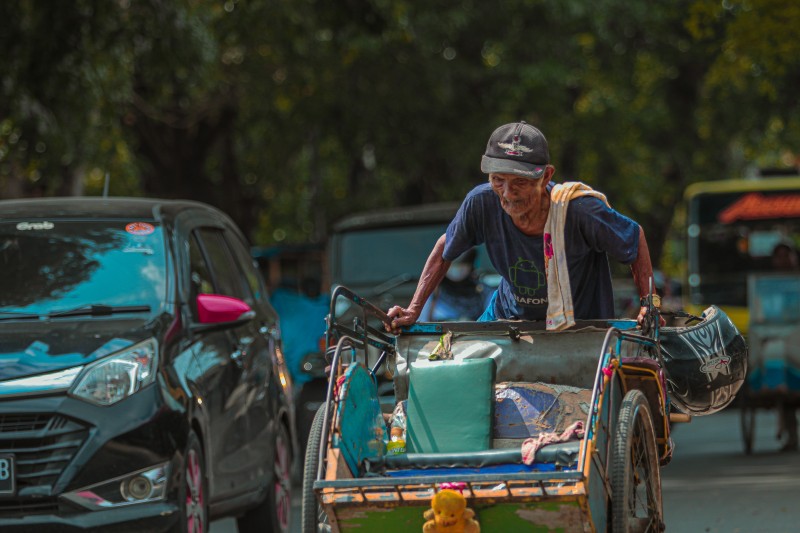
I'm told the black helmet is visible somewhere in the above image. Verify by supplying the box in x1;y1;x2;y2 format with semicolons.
660;306;748;416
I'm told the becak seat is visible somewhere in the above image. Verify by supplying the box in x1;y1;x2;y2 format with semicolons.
406;358;496;454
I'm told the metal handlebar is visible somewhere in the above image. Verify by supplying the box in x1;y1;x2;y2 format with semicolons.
327;285;396;357
329;285;393;328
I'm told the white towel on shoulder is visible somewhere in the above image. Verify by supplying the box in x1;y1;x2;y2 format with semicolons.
544;182;610;331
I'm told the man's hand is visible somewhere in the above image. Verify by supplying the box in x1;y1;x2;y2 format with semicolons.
636;306;665;328
386;305;420;334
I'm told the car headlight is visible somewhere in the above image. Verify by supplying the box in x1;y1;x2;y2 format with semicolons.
70;338;158;406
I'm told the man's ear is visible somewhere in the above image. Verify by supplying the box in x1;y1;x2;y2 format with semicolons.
541;165;555;187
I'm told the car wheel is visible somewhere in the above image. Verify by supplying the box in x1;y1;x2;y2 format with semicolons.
172;430;208;533
237;422;293;533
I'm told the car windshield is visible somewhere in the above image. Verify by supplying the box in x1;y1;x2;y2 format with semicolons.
337;223;497;287
0;219;167;316
338;224;448;285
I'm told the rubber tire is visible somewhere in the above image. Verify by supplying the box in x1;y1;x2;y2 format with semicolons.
296;379;328;453
611;390;664;533
172;430;209;533
237;422;293;533
301;405;329;533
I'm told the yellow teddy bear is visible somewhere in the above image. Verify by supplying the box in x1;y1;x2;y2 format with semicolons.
422;489;480;533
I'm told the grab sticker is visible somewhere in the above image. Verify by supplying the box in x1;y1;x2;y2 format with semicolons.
125;222;155;235
16;221;54;230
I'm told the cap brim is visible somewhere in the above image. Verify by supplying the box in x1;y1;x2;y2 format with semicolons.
481;156;546;178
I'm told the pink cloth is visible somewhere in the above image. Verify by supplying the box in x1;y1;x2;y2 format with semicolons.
521;420;585;465
439;482;467;494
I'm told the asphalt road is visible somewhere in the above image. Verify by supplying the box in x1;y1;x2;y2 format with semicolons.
662;407;800;533
210;473;301;533
211;407;800;533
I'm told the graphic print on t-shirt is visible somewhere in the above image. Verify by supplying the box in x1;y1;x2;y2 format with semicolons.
509;257;548;305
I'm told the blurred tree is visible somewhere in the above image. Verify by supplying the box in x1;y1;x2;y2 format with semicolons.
1;0;798;268
0;1;140;198
687;0;800;169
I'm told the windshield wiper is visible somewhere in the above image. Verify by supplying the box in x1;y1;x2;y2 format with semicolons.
47;304;151;319
0;310;43;321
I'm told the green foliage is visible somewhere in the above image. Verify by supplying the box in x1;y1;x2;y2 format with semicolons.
1;0;798;269
687;0;800;169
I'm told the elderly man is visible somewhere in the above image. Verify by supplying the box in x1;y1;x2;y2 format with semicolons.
387;121;660;332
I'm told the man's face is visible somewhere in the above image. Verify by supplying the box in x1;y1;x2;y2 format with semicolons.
489;172;546;217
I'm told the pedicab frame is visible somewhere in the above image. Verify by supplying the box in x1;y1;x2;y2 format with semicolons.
302;285;682;533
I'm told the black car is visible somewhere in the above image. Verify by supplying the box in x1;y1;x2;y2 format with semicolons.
0;197;295;532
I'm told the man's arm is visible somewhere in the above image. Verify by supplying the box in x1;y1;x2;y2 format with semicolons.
629;225;664;325
386;233;451;333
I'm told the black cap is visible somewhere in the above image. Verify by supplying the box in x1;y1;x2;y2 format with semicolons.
480;121;550;179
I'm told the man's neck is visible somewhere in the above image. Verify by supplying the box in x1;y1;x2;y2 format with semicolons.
512;195;550;236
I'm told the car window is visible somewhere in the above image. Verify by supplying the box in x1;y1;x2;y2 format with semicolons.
189;233;215;303
0;219;166;315
195;228;252;303
225;232;267;304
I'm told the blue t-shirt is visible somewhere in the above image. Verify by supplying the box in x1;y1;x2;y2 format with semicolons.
443;183;639;320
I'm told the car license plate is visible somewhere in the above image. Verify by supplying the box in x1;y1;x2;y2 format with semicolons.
0;455;15;495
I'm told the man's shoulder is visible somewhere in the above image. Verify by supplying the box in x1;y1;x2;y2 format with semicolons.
465;182;493;199
462;182;498;210
562;187;639;237
568;193;607;210
565;192;617;219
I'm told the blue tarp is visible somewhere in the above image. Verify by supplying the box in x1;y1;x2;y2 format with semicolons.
270;288;329;385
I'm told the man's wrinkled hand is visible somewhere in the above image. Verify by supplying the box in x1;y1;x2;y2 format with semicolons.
386;305;419;335
636;306;665;328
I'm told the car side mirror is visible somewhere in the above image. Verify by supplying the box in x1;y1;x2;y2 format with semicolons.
192;294;255;332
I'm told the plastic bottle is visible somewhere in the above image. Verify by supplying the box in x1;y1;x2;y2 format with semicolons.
386;426;406;455
367;411;386;457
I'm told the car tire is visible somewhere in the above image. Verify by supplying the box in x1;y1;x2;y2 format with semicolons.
237;422;293;533
172;430;209;533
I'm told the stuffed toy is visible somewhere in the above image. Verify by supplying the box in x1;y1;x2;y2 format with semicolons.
422;489;480;533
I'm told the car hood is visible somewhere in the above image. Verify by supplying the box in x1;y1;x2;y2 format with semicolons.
0;318;159;381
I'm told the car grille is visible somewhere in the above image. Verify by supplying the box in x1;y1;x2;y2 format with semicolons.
0;498;61;516
0;413;89;515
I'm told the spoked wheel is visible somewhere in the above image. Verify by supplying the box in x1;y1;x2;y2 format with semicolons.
237;422;293;533
740;396;756;455
612;390;664;533
172;431;208;533
302;405;331;533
